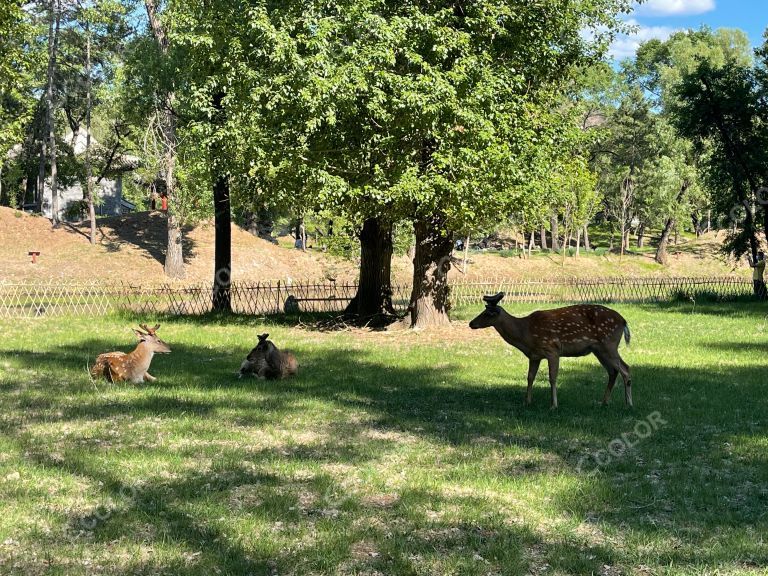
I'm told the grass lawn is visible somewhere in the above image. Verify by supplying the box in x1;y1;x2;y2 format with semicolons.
1;301;767;575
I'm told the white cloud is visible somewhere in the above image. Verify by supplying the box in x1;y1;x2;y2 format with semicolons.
609;19;678;60
633;0;715;17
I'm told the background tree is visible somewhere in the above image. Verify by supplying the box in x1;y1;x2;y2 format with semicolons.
204;0;633;327
672;59;768;260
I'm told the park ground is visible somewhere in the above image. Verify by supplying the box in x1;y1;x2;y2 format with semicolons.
1;301;768;575
0;206;752;284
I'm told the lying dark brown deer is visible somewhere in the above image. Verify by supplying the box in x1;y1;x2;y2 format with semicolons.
469;294;631;408
91;324;171;384
239;333;299;380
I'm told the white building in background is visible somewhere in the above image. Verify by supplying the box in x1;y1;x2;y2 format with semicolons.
9;129;139;221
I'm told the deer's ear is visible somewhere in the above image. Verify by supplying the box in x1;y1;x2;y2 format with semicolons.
483;292;505;307
133;329;146;340
258;333;269;341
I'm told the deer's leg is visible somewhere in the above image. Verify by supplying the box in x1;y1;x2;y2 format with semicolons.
143;372;156;383
526;358;541;406
618;357;632;407
547;356;560;409
595;352;618;405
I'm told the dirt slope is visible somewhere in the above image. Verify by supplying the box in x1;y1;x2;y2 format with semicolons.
0;208;356;284
0;207;750;284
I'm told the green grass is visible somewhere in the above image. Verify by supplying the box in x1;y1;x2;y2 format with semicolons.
1;302;768;575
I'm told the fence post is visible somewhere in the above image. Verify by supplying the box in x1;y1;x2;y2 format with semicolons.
276;281;281;314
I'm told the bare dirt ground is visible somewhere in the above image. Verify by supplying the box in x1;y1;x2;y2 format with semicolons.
0;208;357;284
0;207;750;284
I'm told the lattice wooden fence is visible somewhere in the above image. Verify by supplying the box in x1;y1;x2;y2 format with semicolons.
448;276;754;307
0;276;754;318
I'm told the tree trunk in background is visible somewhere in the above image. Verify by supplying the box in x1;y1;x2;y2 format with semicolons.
84;25;96;245
258;207;275;241
540;226;548;250
408;218;453;328
462;234;470;274
763;206;768;250
575;228;581;256
583;225;590;250
692;213;701;237
145;0;185;279
161;104;185;278
655;182;690;265
619;173;634;258
212;173;232;312
45;0;60;223
37;134;45;211
656;217;674;265
550;214;560;251
636;223;645;248
244;211;258;235
344;217;394;317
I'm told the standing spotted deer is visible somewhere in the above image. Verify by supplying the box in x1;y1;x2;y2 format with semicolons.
469;294;632;408
91;324;171;384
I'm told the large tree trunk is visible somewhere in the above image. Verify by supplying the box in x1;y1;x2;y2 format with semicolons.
212;173;232;312
408;218;453;329
211;89;231;312
45;0;60;223
540;226;548;250
145;0;185;279
344;217;394;317
550;213;560;251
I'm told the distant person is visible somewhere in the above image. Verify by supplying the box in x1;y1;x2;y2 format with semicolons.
149;190;158;210
748;251;766;299
161;192;168;211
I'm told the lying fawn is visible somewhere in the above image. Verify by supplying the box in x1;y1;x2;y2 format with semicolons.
469;293;632;408
91;324;171;384
239;333;298;379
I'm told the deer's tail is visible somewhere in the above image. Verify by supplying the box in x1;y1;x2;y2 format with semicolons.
623;324;631;347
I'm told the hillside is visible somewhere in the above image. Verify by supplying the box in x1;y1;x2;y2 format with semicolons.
0;207;751;285
0;209;357;284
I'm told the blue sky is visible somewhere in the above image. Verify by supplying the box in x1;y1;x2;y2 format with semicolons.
610;0;768;60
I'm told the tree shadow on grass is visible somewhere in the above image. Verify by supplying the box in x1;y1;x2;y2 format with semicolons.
635;299;768;317
704;341;768;353
2;336;768;573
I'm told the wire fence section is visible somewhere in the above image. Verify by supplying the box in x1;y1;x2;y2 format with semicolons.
0;276;754;318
